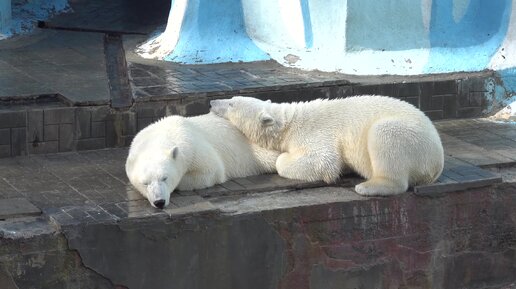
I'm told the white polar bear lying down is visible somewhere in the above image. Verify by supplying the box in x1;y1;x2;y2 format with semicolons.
125;113;279;209
210;95;444;196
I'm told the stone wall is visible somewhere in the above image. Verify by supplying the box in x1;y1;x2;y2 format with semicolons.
1;183;514;288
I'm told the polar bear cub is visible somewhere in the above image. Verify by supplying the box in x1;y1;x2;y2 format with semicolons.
210;95;444;196
126;112;279;208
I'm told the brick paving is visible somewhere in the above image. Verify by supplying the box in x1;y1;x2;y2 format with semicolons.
435;119;516;166
126;60;351;101
414;156;502;195
124;54;493;123
0;118;512;226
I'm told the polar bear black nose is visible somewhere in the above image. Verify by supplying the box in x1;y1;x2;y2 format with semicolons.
154;199;166;209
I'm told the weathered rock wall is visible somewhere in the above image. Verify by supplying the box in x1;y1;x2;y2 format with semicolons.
2;184;512;289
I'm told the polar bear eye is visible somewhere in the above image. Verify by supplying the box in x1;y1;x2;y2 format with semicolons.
143;181;150;186
161;176;168;182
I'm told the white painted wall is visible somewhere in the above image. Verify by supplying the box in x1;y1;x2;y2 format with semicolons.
307;0;348;51
242;0;306;49
490;3;516;70
137;0;188;59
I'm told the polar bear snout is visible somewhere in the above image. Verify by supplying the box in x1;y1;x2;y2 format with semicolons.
146;181;172;209
153;199;166;209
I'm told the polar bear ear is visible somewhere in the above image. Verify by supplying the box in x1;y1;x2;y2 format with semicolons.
169;147;179;160
259;111;275;127
266;99;271;103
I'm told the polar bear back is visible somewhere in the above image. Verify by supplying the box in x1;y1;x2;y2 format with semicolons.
280;96;442;182
283;96;426;133
280;96;434;142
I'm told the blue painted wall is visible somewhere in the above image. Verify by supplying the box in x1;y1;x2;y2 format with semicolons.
0;0;12;36
141;0;516;77
429;0;510;48
346;0;429;51
300;0;313;49
0;0;69;38
424;0;512;73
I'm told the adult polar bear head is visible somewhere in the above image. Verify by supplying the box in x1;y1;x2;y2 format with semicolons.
125;147;181;209
210;96;281;149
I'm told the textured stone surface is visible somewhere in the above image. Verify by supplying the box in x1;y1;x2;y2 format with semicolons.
0;111;26;129
0;198;41;219
65;215;287;289
60;184;516;289
414;156;502;195
435;118;516;166
104;33;132;108
0;217;114;289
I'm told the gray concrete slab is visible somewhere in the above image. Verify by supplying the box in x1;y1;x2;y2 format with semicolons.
0;29;110;104
0;198;41;219
435;119;516;166
414;156;502;195
47;0;170;34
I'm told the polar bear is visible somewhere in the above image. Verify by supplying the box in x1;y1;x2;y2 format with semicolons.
210;95;444;196
125;112;279;209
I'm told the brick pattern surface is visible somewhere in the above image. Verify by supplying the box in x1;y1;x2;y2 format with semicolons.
414;156;502;195
0;105;165;157
435;118;516;166
128;62;350;100
0;107;112;157
128;62;490;121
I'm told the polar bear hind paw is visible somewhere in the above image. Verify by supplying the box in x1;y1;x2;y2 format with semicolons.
354;178;408;196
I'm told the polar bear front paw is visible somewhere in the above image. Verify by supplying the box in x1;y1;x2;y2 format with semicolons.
354;178;408;196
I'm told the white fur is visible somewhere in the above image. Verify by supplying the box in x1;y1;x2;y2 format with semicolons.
210;95;444;196
125;112;279;208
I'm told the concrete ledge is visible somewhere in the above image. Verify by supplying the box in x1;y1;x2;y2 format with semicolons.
414;177;502;195
414;156;504;195
0;198;41;220
1;183;514;288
